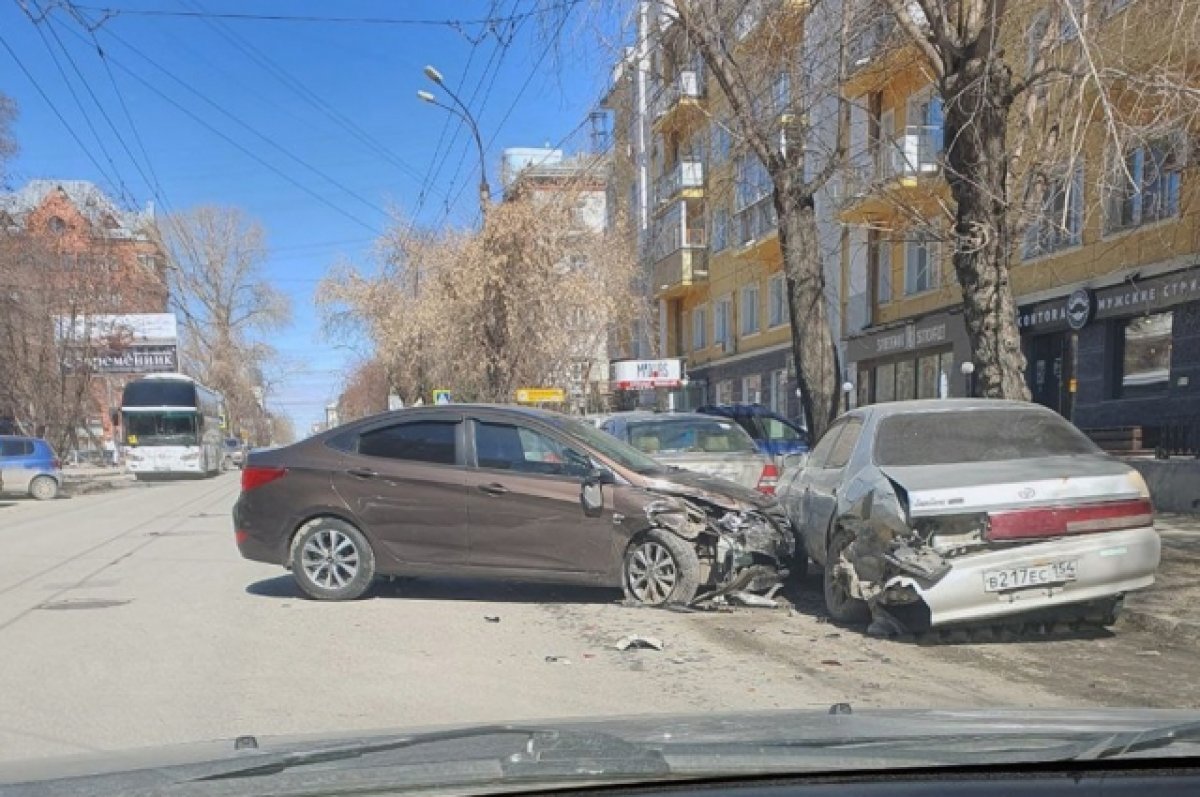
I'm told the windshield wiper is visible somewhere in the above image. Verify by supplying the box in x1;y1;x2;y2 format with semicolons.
194;725;668;783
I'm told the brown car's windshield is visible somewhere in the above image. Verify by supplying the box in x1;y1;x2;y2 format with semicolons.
876;409;1101;467
549;416;667;476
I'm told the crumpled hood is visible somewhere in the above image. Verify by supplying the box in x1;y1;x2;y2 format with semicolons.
641;469;775;512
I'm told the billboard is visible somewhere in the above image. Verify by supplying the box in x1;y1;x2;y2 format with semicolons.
56;313;179;375
610;358;683;390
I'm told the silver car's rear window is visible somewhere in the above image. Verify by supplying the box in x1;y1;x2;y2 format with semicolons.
627;418;757;455
875;409;1100;467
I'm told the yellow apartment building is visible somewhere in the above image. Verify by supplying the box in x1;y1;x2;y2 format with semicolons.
838;0;1200;440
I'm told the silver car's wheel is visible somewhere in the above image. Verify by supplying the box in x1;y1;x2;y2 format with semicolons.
29;475;58;501
622;529;700;606
290;518;375;601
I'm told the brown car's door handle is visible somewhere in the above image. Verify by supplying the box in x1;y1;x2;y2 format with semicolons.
348;467;378;479
478;482;509;496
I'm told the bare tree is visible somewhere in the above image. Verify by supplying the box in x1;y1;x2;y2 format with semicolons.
336;358;390;422
162;206;291;441
320;182;644;406
629;1;852;438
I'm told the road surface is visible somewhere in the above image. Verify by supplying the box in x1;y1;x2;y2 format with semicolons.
0;474;1195;764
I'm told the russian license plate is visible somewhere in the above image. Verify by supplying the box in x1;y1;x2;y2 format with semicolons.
983;560;1078;592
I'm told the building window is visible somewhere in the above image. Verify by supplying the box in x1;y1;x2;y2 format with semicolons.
917;354;941;399
769;369;788;412
875;362;896;402
734;153;772;211
1024;165;1084;258
741;282;760;335
712;207;729;252
857;368;872;407
869;234;892;306
715;379;733;404
692;304;708;350
1120;311;1173;396
710;120;731;164
904;236;939;295
742;374;762;404
895;359;916;400
768;273;787;327
714;295;733;346
938;352;955;397
1106;137;1184;233
47;216;66;234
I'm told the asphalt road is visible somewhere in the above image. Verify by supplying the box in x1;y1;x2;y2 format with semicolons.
1;473;1197;765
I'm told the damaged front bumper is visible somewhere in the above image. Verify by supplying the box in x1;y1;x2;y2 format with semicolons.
879;526;1161;627
645;494;793;605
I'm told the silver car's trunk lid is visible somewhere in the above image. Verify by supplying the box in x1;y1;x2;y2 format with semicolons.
653;452;766;491
880;455;1147;518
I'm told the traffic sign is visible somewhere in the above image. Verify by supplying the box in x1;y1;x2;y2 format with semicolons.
515;388;565;404
433;389;451;405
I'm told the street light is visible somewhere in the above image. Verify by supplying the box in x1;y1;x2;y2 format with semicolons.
960;361;976;397
418;64;490;217
842;380;854;412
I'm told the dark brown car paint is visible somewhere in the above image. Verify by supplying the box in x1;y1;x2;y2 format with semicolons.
234;405;787;590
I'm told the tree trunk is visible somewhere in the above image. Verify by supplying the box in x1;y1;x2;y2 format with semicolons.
941;55;1031;400
774;181;841;441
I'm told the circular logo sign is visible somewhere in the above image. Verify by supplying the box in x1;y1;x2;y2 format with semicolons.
1066;288;1093;331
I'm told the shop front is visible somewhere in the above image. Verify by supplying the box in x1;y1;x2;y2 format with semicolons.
683;343;801;418
1018;263;1200;435
845;309;974;406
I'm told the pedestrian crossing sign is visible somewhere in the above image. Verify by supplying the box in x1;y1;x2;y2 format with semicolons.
433;389;451;405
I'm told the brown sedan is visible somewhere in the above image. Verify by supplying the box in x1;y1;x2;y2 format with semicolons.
234;405;794;604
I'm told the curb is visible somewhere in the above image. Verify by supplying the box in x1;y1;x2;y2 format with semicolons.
63;476;137;496
1117;605;1200;644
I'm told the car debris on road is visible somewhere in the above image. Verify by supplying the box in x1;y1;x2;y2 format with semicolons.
614;635;665;651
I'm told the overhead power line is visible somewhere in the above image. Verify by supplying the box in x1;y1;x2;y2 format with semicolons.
69;2;579;29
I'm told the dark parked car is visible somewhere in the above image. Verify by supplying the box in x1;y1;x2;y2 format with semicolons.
778;399;1160;635
697;404;810;460
0;435;62;500
235;406;793;604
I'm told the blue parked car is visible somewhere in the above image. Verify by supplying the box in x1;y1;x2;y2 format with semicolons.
696;404;810;461
0;435;62;500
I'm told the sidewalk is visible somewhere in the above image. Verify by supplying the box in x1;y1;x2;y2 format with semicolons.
1118;513;1200;642
60;465;136;495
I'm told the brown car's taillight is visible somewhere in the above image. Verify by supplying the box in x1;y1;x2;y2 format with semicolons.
241;466;287;492
987;498;1153;541
756;462;779;495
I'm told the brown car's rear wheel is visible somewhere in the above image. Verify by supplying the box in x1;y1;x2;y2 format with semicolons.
622;529;700;606
290;518;376;601
823;527;870;624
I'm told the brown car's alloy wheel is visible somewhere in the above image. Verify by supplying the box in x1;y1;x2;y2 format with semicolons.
290;517;376;601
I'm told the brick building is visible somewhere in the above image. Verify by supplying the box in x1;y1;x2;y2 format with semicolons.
0;180;171;450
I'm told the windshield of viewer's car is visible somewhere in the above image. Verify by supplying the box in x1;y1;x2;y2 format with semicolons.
876;409;1102;467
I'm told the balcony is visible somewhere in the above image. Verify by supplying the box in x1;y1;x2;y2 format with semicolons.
843;1;927;96
734;195;778;249
839;126;944;223
652;225;708;298
734;0;808;44
652;69;705;129
654;160;704;209
880;125;941;181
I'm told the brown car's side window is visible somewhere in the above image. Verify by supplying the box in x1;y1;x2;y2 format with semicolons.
474;422;590;478
357;421;458;465
824;418;863;470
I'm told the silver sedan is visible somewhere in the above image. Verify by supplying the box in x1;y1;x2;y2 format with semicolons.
777;399;1160;635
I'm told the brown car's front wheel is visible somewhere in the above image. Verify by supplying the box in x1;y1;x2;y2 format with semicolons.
622;529;700;606
290;518;376;601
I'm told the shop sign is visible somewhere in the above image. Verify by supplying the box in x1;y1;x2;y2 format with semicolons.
611;358;683;389
1020;267;1200;332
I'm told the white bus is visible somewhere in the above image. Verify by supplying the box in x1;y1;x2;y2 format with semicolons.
120;374;224;478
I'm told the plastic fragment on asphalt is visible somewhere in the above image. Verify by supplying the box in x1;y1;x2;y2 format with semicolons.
614;635;665;651
484;616;500;623
1136;650;1162;656
820;659;842;667
544;656;571;664
728;590;778;608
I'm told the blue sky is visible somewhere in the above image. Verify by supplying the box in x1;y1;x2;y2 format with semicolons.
0;0;621;433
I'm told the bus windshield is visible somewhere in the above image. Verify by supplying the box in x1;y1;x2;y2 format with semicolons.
125;412;199;447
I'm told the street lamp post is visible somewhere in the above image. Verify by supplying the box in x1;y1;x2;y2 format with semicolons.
960;361;976;398
418;66;490;218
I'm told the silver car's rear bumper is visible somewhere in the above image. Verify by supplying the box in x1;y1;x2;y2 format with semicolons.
899;526;1160;627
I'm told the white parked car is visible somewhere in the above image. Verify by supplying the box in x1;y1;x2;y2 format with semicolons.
777;399;1161;635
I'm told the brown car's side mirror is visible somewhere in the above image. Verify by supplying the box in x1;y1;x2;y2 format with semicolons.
580;467;613;517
